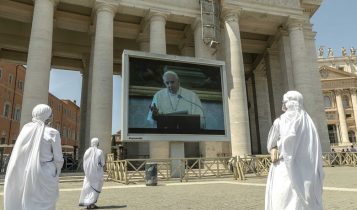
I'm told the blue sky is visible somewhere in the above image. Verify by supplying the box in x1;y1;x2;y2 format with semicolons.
311;0;357;56
49;70;122;134
49;0;356;134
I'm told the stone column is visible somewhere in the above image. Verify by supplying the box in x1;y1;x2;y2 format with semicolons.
246;77;259;154
136;33;150;158
335;90;349;144
20;0;57;127
303;22;331;151
148;12;170;159
265;49;285;120
192;18;223;157
192;19;215;59
180;39;195;57
79;60;89;160
149;12;167;54
278;29;294;90
85;34;95;150
350;88;357;132
223;11;251;156
89;2;117;155
288;19;331;150
288;20;320;110
180;38;198;159
137;33;150;52
287;19;309;92
254;67;272;154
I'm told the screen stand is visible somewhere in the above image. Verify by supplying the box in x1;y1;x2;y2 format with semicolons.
170;142;185;178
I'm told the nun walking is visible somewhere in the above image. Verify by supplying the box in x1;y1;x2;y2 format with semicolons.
4;104;64;210
79;138;105;209
265;91;324;210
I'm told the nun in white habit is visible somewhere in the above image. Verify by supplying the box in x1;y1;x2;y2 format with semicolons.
79;137;105;209
4;104;64;210
265;91;324;210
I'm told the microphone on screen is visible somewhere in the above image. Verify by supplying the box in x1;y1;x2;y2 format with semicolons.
177;94;206;129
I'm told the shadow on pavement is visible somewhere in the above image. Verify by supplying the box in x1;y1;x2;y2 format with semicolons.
97;205;127;209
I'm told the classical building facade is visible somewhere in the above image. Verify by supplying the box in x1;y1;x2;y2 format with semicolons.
0;61;80;157
0;62;25;155
48;95;80;157
318;47;357;150
0;0;329;159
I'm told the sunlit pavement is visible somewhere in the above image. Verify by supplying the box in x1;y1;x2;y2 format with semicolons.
1;167;357;210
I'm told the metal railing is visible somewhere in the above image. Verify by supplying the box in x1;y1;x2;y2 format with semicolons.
106;152;357;184
322;152;357;166
0;154;9;174
106;155;236;184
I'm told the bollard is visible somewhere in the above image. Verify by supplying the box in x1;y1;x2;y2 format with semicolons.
145;162;157;186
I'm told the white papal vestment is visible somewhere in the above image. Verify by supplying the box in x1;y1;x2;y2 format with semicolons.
147;87;204;126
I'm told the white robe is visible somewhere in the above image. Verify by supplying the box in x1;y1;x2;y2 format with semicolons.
4;122;64;210
265;110;324;210
147;87;204;127
79;147;105;206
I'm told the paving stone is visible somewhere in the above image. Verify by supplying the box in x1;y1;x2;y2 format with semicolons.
0;167;356;209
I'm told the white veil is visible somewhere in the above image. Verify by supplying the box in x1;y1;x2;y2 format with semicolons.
4;104;54;210
83;138;104;192
279;91;324;209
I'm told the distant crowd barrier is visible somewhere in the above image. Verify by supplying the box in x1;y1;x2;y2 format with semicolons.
105;152;357;184
106;155;237;184
322;152;357;167
105;154;266;184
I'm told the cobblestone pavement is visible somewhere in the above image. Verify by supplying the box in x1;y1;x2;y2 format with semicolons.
1;167;357;210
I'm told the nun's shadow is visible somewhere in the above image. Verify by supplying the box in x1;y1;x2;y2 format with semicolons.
99;205;127;209
82;205;127;209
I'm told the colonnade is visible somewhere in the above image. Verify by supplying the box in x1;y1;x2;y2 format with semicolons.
333;89;357;144
19;0;329;158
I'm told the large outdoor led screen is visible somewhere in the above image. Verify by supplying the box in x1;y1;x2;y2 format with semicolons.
121;50;230;141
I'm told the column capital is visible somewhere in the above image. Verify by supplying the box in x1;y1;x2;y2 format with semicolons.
286;18;304;31
273;24;288;39
304;30;316;40
350;88;357;94
191;17;201;31
146;9;170;22
94;0;118;15
222;9;241;23
34;0;59;6
222;10;241;22
335;89;345;96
